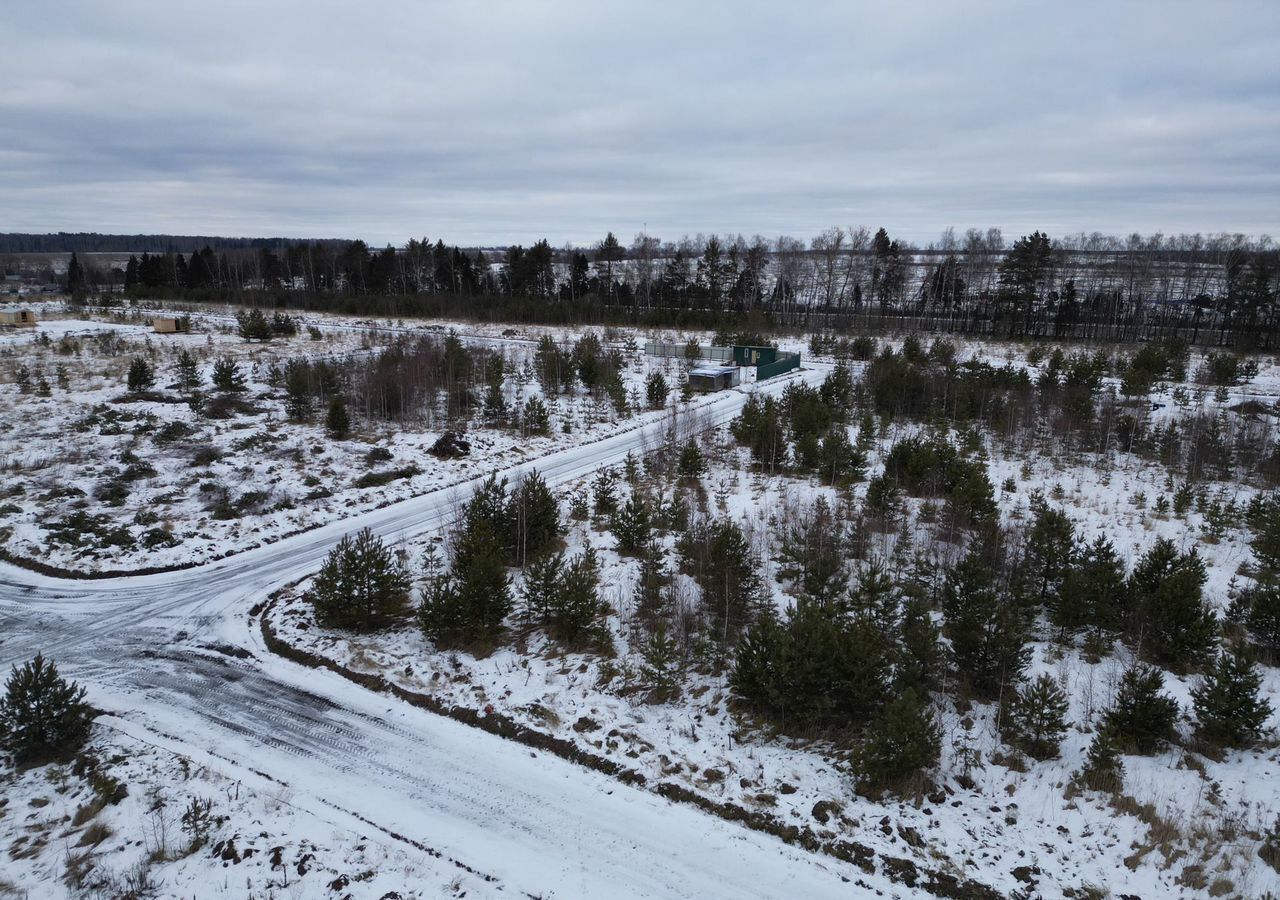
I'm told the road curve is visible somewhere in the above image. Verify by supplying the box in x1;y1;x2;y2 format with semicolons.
0;365;906;899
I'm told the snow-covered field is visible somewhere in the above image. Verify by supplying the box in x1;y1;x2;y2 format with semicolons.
0;306;737;573
0;721;499;899
4;305;1280;898
265;334;1280;899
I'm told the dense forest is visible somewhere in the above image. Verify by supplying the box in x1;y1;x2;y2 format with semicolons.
7;227;1279;347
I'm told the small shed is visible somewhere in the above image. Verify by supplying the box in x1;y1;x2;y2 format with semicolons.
151;316;190;334
687;364;740;393
0;309;37;329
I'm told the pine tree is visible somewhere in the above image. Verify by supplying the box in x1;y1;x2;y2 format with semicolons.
284;359;312;420
646;371;669;409
1004;674;1070;759
507;470;560;565
1128;539;1218;670
1191;647;1273;748
679;518;766;646
326;395;351;438
211;355;247;393
520;396;551;436
1079;730;1124;793
1022;494;1075;610
1242;578;1280;656
612;493;652;557
677;438;706;480
1054;536;1127;641
817;427;865;487
547;548;605;647
0;654;94;765
236;308;273;342
851;689;941;796
520;552;563;624
1103;664;1180;755
308;528;411;631
942;551;1029;700
638;622;682;702
592;467;618;516
126;356;155;393
175;349;201;393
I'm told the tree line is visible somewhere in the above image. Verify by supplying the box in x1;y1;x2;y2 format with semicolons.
31;225;1280;347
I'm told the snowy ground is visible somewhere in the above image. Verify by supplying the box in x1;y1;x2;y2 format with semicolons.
0;306;735;573
1;722;498;899
4;306;1280;898
3;356;891;900
266;335;1280;900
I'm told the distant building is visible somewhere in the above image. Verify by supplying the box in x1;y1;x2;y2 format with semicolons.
687;364;741;393
0;309;37;328
151;316;190;334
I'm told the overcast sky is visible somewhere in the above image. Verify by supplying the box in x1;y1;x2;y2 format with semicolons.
1;1;1276;247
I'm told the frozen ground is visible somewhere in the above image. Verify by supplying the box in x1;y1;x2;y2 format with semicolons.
2;355;896;899
3;306;1279;898
0;306;736;573
1;721;501;899
266;334;1280;899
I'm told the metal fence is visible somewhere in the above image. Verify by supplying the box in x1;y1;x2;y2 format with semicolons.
644;341;733;362
756;352;801;381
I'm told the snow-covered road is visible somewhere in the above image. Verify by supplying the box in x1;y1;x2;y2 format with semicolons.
0;366;903;899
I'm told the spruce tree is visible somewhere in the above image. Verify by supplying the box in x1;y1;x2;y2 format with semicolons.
126;356;155;393
1128;539;1218;670
547;548;605;647
420;545;510;646
308;528;411;631
1103;665;1180;754
1191;647;1273;748
67;251;86;302
731;607;786;714
483;380;507;425
420;477;513;646
896;594;943;694
0;654;94;765
851;689;941;796
1004;673;1070;759
326;395;351;438
1242;578;1280;657
175;349;201;393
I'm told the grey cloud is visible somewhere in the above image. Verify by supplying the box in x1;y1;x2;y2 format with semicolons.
0;1;1276;246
